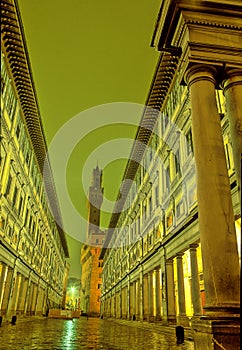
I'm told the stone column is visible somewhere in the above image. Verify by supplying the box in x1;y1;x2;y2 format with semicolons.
143;274;149;320
135;280;139;319
25;279;33;315
160;248;168;324
6;268;19;320
8;272;21;316
176;253;189;326
139;266;144;320
111;293;114;317
222;69;242;202
17;277;28;315
35;285;44;316
148;271;154;322
0;264;8;310
189;244;202;316
166;259;176;324
113;289;116;318
31;283;38;316
185;65;240;314
127;280;130;319
119;287;122;318
155;268;161;321
109;294;111;317
1;267;13;317
185;65;240;350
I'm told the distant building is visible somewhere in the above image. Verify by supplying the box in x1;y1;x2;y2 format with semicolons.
0;0;69;322
100;1;241;349
80;166;105;316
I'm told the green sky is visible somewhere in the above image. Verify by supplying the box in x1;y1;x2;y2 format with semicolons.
18;0;160;278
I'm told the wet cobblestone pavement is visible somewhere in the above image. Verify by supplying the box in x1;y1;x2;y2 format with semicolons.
0;317;194;350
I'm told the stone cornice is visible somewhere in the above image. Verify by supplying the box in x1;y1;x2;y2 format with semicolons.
1;0;69;257
100;53;179;258
152;0;242;51
185;18;242;30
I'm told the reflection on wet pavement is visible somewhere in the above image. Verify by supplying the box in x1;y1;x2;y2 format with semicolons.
0;317;194;350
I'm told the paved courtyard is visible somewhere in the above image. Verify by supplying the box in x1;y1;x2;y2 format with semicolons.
0;317;194;350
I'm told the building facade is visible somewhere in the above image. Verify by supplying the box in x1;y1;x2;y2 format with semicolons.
80;166;105;316
0;0;69;322
100;1;241;349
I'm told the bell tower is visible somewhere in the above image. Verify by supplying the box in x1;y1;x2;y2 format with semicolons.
87;165;103;236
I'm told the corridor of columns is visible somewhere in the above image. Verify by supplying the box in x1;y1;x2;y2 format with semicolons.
101;243;204;328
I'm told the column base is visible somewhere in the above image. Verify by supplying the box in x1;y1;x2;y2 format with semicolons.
155;315;162;322
148;315;155;323
162;316;176;325
192;317;240;350
177;315;190;327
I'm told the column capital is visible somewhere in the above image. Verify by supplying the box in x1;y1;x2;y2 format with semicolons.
189;243;199;250
184;64;217;87
176;252;184;259
166;258;173;265
221;68;242;92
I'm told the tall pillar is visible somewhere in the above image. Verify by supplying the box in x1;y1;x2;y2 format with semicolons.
155;268;161;321
135;280;139;319
143;274;149;320
31;283;38;316
8;272;21;316
119;287;122;318
176;253;189;326
222;69;242;202
139;266;144;320
166;259;176;324
1;267;13;317
185;65;240;350
36;285;44;316
25;279;33;315
148;271;154;322
160;248;169;324
127;280;130;319
113;289;116;318
129;283;133;318
17;277;28;315
0;264;8;310
189;244;202;316
6;266;19;319
111;293;114;317
132;281;136;318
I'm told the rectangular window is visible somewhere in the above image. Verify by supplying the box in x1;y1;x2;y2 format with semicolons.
5;88;16;119
224;142;234;170
162;114;169;132
18;195;23;215
24;209;29;226
25;150;31;166
166;213;173;228
143;202;147;221
1;61;9;98
174;150;180;174
165;166;170;191
12;186;18;207
186;129;193;155
176;201;184;218
149;196;152;215
155;185;159;207
5;175;12;197
16;119;21;139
